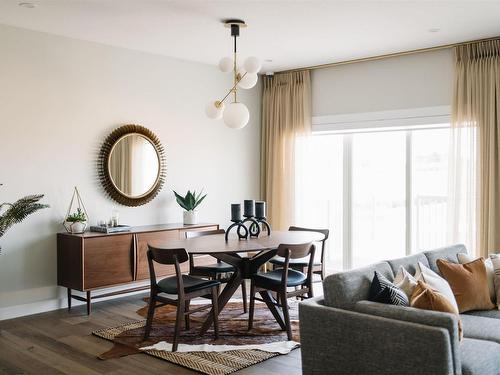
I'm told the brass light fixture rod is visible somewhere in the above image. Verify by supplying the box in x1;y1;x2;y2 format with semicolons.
277;35;500;73
214;19;248;108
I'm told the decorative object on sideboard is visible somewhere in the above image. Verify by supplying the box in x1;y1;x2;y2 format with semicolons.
89;224;131;234
98;124;166;206
225;203;249;242
63;187;88;234
173;190;207;225
205;19;261;129
0;183;49;254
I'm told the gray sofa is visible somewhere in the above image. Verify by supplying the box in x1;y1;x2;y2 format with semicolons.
299;244;500;375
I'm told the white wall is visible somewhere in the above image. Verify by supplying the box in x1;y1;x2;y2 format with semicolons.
0;25;261;319
312;49;454;116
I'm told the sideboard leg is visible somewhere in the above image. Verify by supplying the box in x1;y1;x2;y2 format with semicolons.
67;288;72;311
86;291;91;315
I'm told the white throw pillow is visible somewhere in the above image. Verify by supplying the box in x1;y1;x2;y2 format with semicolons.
416;262;459;314
458;253;495;303
394;266;418;299
489;254;500;310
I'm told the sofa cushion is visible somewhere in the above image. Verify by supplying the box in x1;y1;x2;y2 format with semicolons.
416;262;459;313
323;262;393;309
463;309;500;319
437;258;495;313
458;253;495;302
460;314;500;344
424;244;467;274
394;266;418;298
368;271;409;306
387;252;430;276
460;338;500;375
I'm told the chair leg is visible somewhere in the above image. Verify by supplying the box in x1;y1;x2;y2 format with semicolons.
185;300;190;330
143;296;156;340
241;280;248;313
281;291;292;341
248;280;256;330
172;300;184;352
211;286;219;340
308;279;314;298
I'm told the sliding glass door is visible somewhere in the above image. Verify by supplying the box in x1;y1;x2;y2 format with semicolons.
295;125;451;271
351;132;406;267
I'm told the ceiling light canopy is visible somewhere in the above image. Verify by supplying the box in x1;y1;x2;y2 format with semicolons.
205;19;260;130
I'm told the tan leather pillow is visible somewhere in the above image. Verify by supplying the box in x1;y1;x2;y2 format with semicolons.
437;258;495;313
410;280;463;340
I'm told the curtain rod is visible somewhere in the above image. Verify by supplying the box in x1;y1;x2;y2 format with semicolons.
276;35;500;74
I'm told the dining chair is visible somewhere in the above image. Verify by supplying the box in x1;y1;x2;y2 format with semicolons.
269;226;329;281
186;229;248;313
248;242;315;340
143;246;220;351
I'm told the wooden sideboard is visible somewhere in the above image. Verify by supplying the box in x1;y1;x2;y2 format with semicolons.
57;223;219;314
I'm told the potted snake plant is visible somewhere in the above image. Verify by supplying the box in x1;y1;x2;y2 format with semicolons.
173;190;207;225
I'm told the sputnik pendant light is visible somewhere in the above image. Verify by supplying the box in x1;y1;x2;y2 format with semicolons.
205;19;261;129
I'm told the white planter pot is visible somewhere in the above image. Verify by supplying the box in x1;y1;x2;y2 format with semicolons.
183;210;198;225
66;221;87;234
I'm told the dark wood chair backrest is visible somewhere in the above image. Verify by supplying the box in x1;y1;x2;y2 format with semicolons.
276;242;314;259
148;246;189;264
275;242;316;287
147;246;189;296
288;226;329;263
185;229;225;268
185;229;225;239
288;226;329;240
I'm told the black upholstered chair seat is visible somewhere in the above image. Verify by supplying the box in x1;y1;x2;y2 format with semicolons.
193;261;235;273
254;269;307;287
269;256;320;267
158;275;221;294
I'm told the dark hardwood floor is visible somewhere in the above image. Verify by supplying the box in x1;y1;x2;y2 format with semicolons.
0;292;302;375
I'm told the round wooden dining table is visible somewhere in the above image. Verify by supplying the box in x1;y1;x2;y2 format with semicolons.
151;230;325;335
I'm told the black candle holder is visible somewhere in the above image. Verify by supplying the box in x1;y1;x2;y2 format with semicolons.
255;217;271;235
243;216;261;237
225;220;249;242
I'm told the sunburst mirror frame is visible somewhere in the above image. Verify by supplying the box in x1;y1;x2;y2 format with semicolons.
98;124;166;206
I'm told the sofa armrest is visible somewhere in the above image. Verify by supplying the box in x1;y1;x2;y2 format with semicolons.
354;300;461;375
299;298;455;375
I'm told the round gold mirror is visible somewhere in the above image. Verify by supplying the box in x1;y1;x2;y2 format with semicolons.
98;125;166;206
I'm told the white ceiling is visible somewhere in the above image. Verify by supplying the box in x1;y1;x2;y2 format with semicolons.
1;1;500;72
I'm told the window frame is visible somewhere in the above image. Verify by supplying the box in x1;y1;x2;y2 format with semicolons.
309;106;451;269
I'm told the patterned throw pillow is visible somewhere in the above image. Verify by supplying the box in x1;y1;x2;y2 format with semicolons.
368;271;409;306
394;266;418;299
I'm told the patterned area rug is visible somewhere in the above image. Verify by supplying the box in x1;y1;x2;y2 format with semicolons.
93;299;300;375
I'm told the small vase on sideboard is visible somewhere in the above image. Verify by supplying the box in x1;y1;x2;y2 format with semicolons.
183;210;198;225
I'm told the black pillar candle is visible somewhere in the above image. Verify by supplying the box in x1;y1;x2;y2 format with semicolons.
255;201;266;219
231;204;242;222
244;200;255;217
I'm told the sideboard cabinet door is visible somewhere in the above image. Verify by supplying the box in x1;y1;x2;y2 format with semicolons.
84;234;134;289
136;230;185;280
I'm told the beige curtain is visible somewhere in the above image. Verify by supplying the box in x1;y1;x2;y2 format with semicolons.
260;71;312;230
452;39;500;256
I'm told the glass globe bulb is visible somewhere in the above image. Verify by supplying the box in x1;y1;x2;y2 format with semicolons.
244;56;261;74
218;57;233;73
223;102;249;129
237;69;258;89
205;101;224;120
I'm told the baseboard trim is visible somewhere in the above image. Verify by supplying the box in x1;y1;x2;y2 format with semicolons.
0;284;150;321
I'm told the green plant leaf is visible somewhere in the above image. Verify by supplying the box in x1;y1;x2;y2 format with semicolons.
186;191;195;211
192;194;207;210
173;190;189;211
